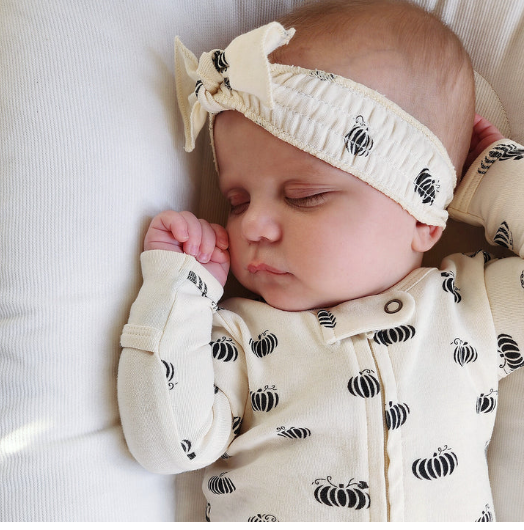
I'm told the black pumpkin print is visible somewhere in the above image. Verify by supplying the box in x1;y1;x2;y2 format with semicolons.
249;330;278;358
441;271;462;303
465;249;492;264
161;360;176;390
210;337;238;362
344;115;373;157
187;270;208;297
309;69;336;82
212;50;229;73
478;142;524;175
348;369;380;398
385;401;411;430
373;325;416;346
414;168;439;206
476;389;498;414
181;439;196;460
223;77;231;90
247;514;279;522
277;426;312;439
251;385;280;412
412;446;458;480
220;452;230;460
195;79;203;96
476;504;494;522
498;333;524;373
452;338;478;366
232;416;242;436
520;271;524;289
313;476;370;510
317;309;336;329
494;221;513;249
205;502;211;522
208;472;236;494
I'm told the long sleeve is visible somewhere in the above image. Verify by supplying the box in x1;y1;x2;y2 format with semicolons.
448;139;524;379
117;250;246;474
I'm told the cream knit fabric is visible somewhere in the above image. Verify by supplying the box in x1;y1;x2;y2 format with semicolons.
175;22;456;227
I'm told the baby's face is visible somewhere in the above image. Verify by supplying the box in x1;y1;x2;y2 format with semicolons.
215;111;423;311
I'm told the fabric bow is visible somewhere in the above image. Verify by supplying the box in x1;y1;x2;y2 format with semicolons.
175;22;295;151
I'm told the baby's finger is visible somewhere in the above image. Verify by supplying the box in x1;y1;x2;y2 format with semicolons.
178;211;202;257
197;220;218;263
210;223;229;250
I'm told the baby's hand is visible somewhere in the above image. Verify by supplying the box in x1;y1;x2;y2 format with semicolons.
144;210;230;287
464;114;505;172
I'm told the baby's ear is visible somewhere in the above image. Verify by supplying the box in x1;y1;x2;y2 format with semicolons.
412;223;443;252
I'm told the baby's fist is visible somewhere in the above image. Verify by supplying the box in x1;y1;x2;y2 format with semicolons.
144;210;230;286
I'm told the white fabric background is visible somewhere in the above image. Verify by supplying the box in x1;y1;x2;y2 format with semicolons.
0;0;522;522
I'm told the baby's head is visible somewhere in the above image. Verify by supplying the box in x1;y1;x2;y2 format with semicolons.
177;0;475;311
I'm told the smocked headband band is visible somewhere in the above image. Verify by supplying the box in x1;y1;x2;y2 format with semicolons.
175;22;456;227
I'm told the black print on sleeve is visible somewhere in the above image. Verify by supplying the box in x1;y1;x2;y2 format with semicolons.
494;221;513;249
208;472;236;494
181;439;196;460
161;360;176;390
412;446;458;480
478;142;524;175
277;426;312;439
344;115;373;157
248;514;279;522
476;504;494;522
498;333;524;373
313;476;370;510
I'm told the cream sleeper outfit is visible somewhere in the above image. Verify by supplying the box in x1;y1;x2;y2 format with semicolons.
118;139;524;522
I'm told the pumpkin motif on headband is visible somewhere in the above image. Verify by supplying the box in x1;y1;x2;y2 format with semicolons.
212;50;229;73
414;167;440;206
344;115;373;157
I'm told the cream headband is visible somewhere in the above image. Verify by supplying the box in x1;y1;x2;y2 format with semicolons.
175;22;456;227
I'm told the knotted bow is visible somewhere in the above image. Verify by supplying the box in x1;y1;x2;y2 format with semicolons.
175;22;295;151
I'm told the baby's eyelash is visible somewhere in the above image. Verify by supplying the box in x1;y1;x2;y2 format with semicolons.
286;193;328;208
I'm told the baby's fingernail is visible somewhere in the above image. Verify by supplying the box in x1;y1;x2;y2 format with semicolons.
198;253;210;263
188;245;199;256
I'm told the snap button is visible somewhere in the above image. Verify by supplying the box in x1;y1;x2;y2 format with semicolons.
384;299;403;314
